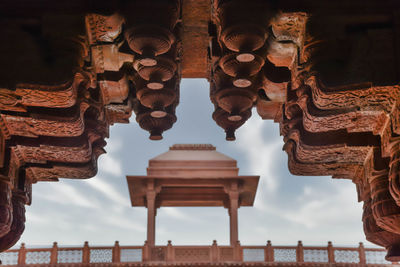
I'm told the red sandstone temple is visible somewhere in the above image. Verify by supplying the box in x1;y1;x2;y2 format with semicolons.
0;0;400;265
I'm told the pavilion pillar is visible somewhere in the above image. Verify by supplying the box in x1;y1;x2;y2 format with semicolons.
228;182;239;246
146;181;157;247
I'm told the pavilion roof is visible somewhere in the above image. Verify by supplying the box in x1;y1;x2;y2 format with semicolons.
126;144;259;208
146;144;239;178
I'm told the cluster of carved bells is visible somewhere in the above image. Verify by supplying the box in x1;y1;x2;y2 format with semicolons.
124;0;281;141
124;1;180;140
211;0;273;141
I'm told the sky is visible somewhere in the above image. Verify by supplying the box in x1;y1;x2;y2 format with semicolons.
17;78;370;249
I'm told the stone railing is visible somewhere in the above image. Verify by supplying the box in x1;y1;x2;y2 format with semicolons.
0;241;396;266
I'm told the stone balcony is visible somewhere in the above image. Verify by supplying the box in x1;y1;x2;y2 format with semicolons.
0;241;396;266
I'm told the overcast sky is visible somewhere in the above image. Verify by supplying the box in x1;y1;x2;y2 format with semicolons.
18;78;370;249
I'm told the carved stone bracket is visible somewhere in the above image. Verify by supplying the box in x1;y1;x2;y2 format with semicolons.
0;10;140;250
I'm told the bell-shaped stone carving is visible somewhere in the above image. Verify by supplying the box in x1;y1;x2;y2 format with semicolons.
136;86;176;118
219;53;265;88
123;0;180;66
363;199;400;262
216;0;271;61
214;86;256;121
125;26;175;66
369;170;400;235
212;67;234;89
212;107;251;141
212;66;261;93
220;24;267;61
134;57;177;89
135;103;177;140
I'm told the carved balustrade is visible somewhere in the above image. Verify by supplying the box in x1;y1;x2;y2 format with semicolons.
0;241;394;266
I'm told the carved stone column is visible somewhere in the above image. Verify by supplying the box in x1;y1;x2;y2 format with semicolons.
227;181;239;246
146;181;157;247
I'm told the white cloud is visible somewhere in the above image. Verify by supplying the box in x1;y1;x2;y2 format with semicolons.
235;115;283;195
281;181;361;229
84;176;129;207
34;182;98;209
98;155;123;176
101;215;146;232
104;134;123;154
234;114;284;216
25;211;48;224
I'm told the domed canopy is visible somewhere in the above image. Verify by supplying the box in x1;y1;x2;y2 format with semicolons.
126;144;259;208
147;144;239;177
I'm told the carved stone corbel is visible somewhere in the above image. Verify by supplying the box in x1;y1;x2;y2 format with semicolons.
0;190;26;251
369;169;400;235
363;198;400;262
85;13;124;45
0;180;12;239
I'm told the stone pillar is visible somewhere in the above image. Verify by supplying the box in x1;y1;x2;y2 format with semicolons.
146;181;157;247
50;242;58;264
228;181;239;246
